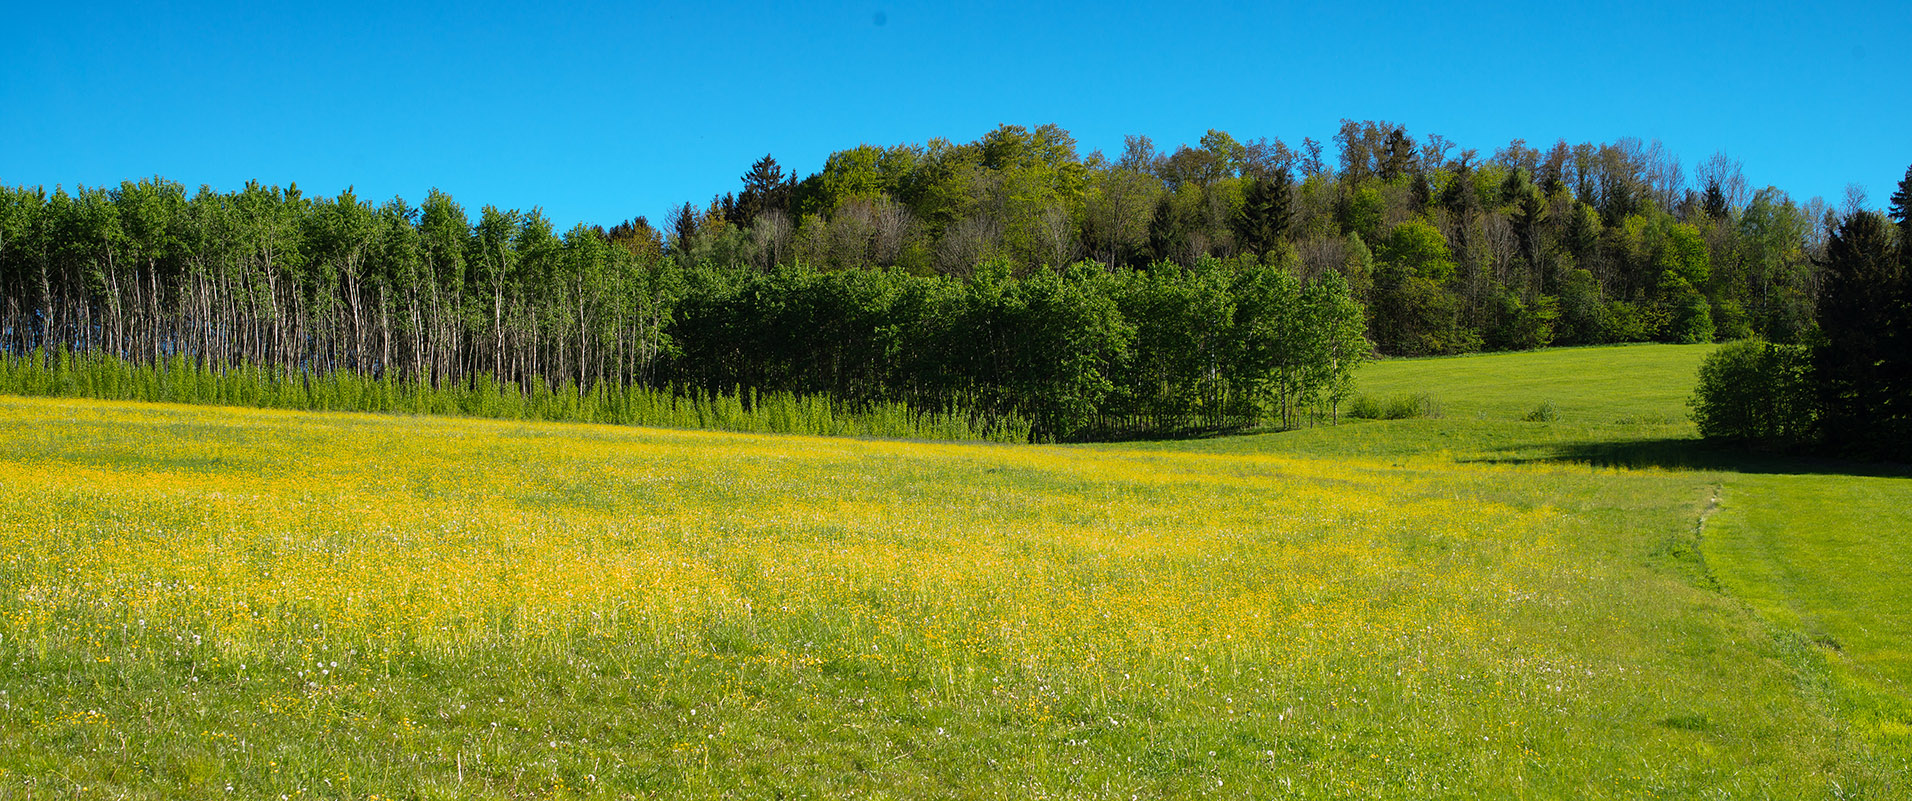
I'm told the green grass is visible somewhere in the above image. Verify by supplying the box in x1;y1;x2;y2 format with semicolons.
1355;343;1717;425
1132;341;1912;788
1;341;1907;797
1707;474;1912;762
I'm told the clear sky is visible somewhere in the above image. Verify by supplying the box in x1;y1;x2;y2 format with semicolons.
4;1;1907;230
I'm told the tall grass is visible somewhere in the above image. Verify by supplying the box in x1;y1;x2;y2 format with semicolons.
0;348;1030;443
1343;391;1442;420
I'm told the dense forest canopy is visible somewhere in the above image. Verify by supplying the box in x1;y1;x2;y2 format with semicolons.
0;120;1878;440
655;120;1833;354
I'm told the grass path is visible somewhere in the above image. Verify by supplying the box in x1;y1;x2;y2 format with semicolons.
1706;473;1912;769
1334;343;1912;788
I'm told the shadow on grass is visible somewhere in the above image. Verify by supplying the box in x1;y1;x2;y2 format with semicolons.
1473;437;1912;479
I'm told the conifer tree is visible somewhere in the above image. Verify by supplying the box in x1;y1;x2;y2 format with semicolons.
1146;195;1186;265
1814;208;1908;452
1233;169;1292;257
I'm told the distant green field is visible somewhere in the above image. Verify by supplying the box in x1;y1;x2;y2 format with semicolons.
1356;343;1716;425
1;342;1906;797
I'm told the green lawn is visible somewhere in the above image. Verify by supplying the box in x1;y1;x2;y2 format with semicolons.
1355;343;1717;425
1708;473;1912;761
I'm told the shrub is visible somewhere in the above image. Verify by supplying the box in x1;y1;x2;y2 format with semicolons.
1346;392;1441;420
1688;340;1814;443
1523;400;1558;422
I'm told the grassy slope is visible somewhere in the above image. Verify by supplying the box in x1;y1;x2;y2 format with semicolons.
1360;343;1912;774
1353;344;1714;423
1124;341;1912;789
1127;344;1713;465
0;342;1905;797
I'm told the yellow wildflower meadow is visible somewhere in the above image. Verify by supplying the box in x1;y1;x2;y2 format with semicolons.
0;395;1871;797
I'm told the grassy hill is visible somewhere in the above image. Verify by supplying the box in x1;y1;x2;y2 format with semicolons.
0;343;1905;797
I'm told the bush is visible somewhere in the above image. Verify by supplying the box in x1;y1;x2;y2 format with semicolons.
1523;400;1558;422
1346;392;1441;420
1688;340;1814;443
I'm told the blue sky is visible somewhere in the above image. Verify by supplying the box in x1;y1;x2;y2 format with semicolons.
4;1;1907;229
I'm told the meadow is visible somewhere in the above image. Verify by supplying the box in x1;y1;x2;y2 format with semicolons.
1;343;1906;798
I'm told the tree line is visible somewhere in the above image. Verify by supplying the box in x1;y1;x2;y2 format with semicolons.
0;178;1364;440
652;121;1831;356
0;121;1877;441
1690;166;1912;457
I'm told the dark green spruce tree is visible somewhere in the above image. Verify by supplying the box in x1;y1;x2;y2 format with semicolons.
1146;195;1187;265
1233;169;1292;258
1813;200;1908;453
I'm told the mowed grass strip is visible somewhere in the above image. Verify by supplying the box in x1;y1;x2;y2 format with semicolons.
1707;473;1912;767
0;388;1883;798
1348;341;1912;779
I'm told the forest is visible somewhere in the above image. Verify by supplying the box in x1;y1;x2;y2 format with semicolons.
1690;172;1911;456
658;119;1832;353
0;120;1863;440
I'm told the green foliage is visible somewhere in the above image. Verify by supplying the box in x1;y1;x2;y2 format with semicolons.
1340;186;1387;244
1889;164;1912;229
817;144;893;209
1371;274;1477;356
1658;272;1716;344
1306;270;1371;420
1736;189;1817;343
1488;290;1558;351
1232;170;1292;256
1654;218;1711;287
1377;220;1455;282
1688;340;1814;443
0;252;1359;444
1711;298;1753;341
1602;299;1653;343
1813;209;1912;453
0;128;1858;416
